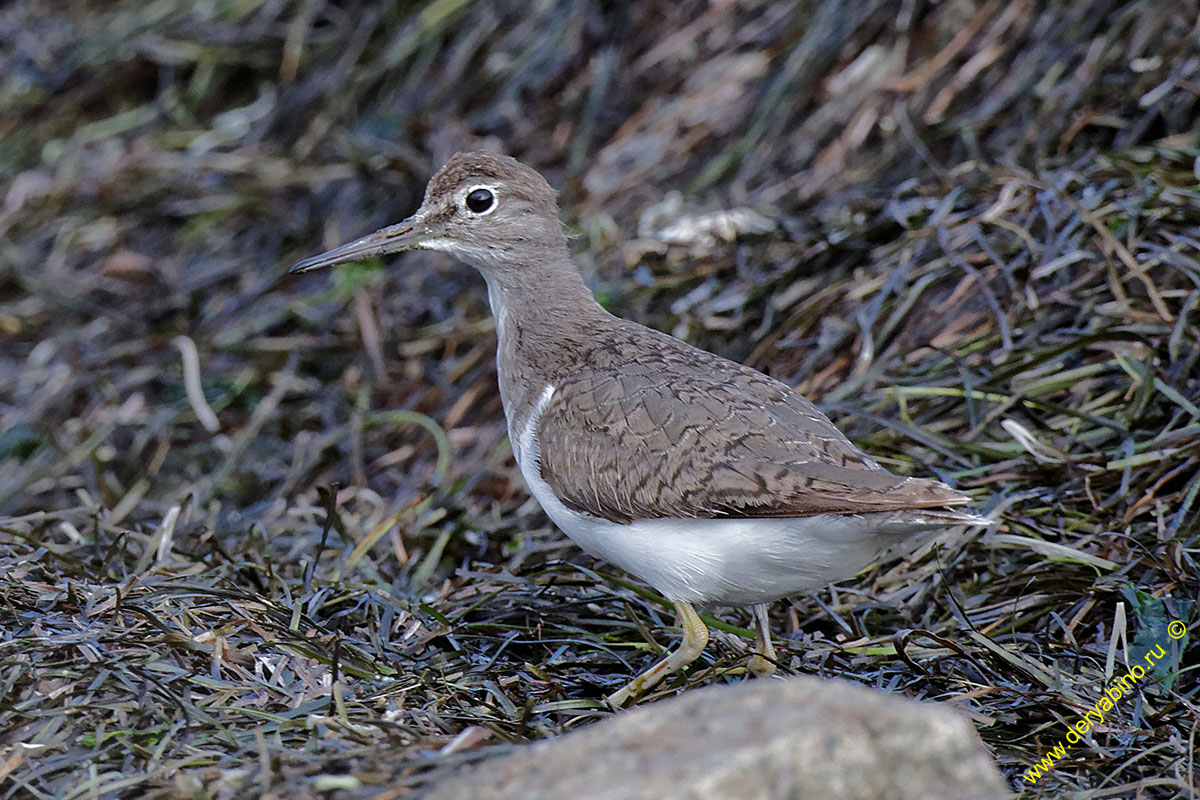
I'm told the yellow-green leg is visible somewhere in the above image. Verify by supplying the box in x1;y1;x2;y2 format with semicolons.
607;600;709;708
748;603;777;678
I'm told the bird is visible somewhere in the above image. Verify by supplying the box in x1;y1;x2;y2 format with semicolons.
290;151;988;707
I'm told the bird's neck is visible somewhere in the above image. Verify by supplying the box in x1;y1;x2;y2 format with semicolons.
478;254;608;437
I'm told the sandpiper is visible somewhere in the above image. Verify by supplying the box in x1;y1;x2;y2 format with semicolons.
291;151;987;706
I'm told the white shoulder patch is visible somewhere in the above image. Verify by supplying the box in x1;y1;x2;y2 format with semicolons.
515;384;555;471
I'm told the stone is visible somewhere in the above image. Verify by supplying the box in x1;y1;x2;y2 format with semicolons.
421;676;1010;800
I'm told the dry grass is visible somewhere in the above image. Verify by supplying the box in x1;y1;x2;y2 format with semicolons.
1;1;1198;797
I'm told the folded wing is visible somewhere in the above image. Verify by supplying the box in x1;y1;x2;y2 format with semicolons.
535;336;970;525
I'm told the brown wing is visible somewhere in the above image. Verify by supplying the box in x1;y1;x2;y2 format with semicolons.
535;327;969;524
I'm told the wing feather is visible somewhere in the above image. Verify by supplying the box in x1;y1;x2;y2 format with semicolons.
535;327;970;524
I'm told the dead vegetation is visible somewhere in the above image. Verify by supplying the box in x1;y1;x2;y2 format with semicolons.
1;1;1198;797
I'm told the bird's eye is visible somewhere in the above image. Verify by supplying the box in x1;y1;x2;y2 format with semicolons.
466;188;494;213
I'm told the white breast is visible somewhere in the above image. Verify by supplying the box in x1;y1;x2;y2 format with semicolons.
513;384;921;605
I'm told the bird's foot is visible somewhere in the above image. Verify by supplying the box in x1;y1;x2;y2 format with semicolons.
606;600;710;709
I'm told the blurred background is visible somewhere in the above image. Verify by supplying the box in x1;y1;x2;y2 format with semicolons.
1;1;1198;797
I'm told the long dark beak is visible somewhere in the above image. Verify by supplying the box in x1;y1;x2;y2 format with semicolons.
289;215;442;274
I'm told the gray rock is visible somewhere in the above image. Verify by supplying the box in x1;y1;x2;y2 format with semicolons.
422;677;1010;800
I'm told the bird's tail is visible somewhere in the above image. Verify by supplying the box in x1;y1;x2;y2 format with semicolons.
864;507;995;536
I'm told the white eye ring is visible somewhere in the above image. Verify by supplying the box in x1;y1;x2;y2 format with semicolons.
463;185;498;215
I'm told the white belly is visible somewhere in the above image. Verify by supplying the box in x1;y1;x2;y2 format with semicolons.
539;504;906;605
512;385;918;605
